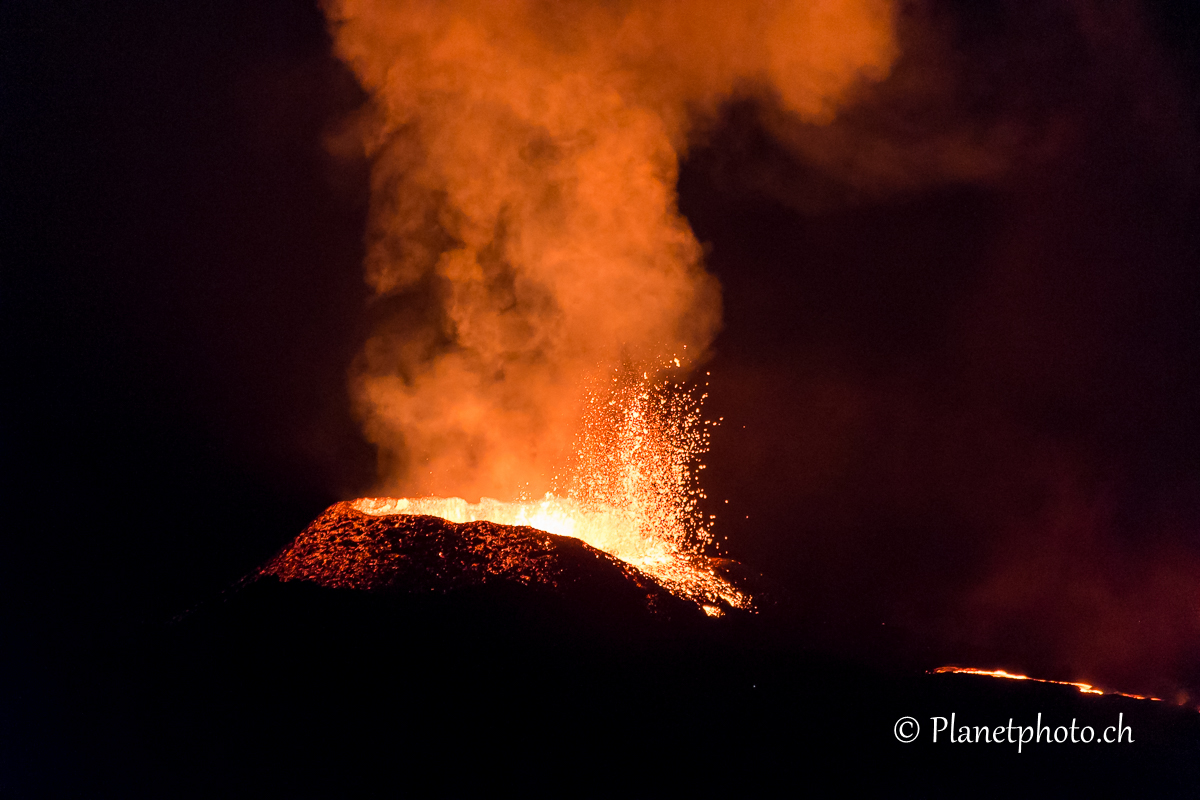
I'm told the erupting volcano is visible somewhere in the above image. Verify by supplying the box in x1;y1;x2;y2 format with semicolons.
267;365;752;611
14;0;1200;793
297;0;899;620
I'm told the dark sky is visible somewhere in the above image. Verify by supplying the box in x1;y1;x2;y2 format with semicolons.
685;0;1200;693
5;0;1200;704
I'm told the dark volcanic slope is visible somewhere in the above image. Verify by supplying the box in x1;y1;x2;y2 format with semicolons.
261;502;702;619
44;506;1200;798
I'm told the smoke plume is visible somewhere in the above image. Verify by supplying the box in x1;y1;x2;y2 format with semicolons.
324;0;897;500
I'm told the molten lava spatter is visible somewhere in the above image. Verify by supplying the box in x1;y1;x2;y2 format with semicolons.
346;366;750;610
270;366;752;611
261;502;748;617
350;494;749;609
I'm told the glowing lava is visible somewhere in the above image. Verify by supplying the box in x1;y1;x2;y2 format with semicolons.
351;493;748;610
933;667;1165;702
352;365;751;611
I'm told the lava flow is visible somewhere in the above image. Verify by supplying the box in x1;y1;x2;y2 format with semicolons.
933;667;1166;703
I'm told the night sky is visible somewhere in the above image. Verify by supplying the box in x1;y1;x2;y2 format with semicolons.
5;0;1200;790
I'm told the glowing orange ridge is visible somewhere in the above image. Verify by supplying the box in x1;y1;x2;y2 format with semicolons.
352;494;751;611
932;666;1165;702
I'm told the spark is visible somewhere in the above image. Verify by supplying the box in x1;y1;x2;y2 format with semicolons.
353;360;749;611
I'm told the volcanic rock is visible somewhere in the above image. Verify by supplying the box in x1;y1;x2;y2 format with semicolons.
259;501;709;621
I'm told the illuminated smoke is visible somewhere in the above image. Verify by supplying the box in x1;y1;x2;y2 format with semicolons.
325;0;897;500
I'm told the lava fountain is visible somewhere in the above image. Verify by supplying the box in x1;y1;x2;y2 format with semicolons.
348;364;751;611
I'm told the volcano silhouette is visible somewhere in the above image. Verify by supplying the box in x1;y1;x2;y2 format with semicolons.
125;505;766;793
96;506;1199;798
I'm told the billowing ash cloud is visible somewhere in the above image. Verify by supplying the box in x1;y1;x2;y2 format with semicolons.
324;0;898;500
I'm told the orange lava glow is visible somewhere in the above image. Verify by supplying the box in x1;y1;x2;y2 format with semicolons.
352;494;748;609
352;365;751;611
933;667;1165;703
